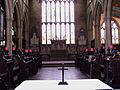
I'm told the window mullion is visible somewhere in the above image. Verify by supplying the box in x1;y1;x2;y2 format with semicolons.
45;24;47;44
63;1;65;40
55;1;56;23
54;1;56;40
69;1;71;44
64;1;65;23
60;1;61;40
50;1;51;22
70;23;71;44
45;1;47;44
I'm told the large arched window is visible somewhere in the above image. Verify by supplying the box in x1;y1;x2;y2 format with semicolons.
101;20;119;44
41;0;75;44
101;22;105;44
111;20;119;44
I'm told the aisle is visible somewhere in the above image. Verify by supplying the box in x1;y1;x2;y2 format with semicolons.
30;67;89;80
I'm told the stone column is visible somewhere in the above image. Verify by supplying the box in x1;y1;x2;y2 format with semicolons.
18;22;23;49
20;26;23;49
24;13;29;49
87;29;91;49
6;17;13;55
6;0;14;55
95;24;101;48
104;0;112;53
105;17;112;51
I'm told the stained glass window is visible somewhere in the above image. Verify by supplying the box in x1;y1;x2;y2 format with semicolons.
61;1;65;22
41;0;75;44
56;1;60;22
42;1;46;22
111;20;119;44
101;20;119;44
71;23;75;44
61;23;65;40
42;23;46;44
56;23;60;39
51;23;55;39
66;23;70;44
47;23;51;44
47;2;50;22
101;22;105;44
70;1;74;22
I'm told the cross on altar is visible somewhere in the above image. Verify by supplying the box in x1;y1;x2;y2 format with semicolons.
58;63;68;85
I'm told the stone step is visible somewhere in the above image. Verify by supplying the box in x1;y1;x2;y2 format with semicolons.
42;61;75;67
41;58;76;61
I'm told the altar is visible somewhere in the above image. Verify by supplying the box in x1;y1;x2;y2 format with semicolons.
50;40;67;58
15;79;113;90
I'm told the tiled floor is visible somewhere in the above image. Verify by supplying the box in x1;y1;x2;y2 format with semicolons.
30;67;89;80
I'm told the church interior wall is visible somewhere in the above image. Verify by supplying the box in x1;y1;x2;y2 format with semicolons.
29;0;41;52
0;0;29;54
86;0;120;52
1;0;120;54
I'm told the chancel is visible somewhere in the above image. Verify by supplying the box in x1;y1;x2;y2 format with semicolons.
0;0;120;90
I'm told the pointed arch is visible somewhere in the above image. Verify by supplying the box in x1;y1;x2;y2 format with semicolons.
13;2;22;49
14;1;24;49
93;2;103;25
87;11;93;48
93;1;103;48
100;19;119;44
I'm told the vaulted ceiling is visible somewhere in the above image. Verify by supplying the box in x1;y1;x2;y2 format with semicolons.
112;0;120;18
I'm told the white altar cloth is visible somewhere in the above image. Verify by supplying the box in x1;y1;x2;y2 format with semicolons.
15;79;113;90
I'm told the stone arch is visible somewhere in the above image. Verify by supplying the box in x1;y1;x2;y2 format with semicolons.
12;2;22;49
93;1;103;25
111;0;120;45
22;1;30;49
100;18;120;45
4;0;11;19
14;1;23;49
14;2;22;28
87;11;93;48
22;10;29;49
111;18;120;29
104;0;113;53
93;1;103;48
87;10;92;31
